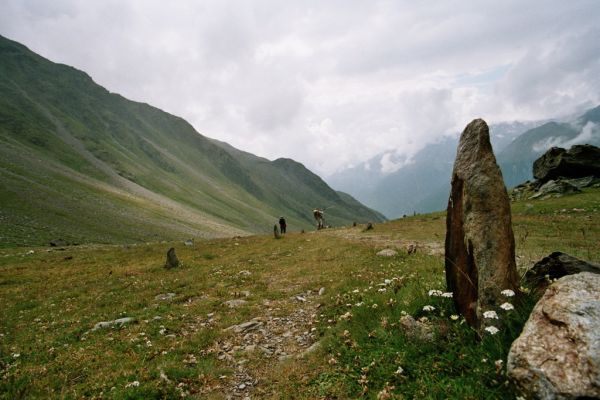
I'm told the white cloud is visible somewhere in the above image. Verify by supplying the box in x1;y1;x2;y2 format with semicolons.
532;122;600;153
1;0;599;176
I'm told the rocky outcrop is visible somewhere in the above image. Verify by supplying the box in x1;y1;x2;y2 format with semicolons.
510;176;600;201
533;144;600;183
507;272;600;399
525;252;600;293
445;119;519;327
529;179;581;200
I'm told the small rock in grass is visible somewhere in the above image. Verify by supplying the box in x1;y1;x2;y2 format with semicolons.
154;293;176;301
224;299;248;308
91;317;135;332
376;249;397;257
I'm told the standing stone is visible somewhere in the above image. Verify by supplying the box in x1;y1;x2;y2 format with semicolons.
164;247;179;269
507;272;600;399
273;225;281;239
445;119;519;327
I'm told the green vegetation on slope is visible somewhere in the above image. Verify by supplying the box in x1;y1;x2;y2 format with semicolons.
1;188;598;398
0;35;383;247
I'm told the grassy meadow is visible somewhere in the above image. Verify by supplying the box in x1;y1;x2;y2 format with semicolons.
1;188;599;399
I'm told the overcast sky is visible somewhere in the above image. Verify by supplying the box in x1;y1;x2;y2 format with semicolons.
1;0;599;176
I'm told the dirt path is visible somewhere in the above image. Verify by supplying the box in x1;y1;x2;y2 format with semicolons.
209;291;322;399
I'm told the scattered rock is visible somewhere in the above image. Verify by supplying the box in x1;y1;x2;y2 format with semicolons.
91;317;135;332
399;315;433;342
295;296;306;303
376;249;397;257
507;272;600;399
406;244;417;254
318;287;325;296
225;320;263;334
184;239;194;246
164;247;179;269
529;179;581;200
445;119;519;327
297;341;321;358
525;252;600;293
154;293;176;301
565;175;600;189
224;299;248;308
533;144;600;183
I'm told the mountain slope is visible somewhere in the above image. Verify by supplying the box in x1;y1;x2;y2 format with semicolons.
0;35;383;247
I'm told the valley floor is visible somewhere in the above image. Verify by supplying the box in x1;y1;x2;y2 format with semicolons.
1;189;599;399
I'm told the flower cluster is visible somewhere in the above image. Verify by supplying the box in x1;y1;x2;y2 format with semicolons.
481;288;517;335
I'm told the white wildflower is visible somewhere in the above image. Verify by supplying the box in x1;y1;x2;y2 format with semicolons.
441;292;453;298
372;304;378;309
394;366;404;375
483;310;499;319
355;302;364;307
428;290;443;297
501;289;515;297
384;279;392;285
340;311;353;320
422;305;435;312
377;288;387;293
12;353;20;358
352;289;360;293
450;314;459;321
500;302;514;311
484;326;500;335
125;381;140;388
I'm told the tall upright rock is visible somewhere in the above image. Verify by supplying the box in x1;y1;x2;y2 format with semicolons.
445;119;519;327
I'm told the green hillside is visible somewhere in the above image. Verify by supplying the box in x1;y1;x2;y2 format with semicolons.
0;35;384;247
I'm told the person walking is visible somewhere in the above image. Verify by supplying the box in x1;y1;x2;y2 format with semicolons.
279;216;287;234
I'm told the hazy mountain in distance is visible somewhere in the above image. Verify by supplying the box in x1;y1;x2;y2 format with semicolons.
498;105;600;187
327;121;544;218
0;35;383;247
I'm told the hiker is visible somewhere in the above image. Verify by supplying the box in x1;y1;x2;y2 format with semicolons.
279;216;287;234
313;209;324;230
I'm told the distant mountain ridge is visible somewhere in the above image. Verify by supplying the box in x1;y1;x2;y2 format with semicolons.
0;35;383;247
328;111;600;218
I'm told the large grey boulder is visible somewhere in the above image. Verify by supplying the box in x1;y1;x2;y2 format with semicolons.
445;119;519;327
507;272;600;400
533;144;600;183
